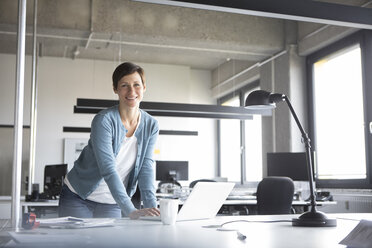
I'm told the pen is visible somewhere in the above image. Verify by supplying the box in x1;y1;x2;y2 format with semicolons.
67;217;84;222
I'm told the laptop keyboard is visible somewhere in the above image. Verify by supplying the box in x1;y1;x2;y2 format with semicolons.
226;195;256;200
140;216;161;221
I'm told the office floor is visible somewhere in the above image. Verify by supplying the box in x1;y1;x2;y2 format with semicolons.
0;219;12;246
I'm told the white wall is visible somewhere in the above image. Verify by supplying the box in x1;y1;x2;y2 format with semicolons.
0;53;216;192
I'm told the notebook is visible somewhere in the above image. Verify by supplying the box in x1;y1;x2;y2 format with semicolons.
142;182;235;222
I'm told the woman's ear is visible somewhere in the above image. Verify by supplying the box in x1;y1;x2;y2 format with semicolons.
113;86;118;94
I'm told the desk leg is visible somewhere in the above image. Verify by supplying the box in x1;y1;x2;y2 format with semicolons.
22;205;28;214
292;205;307;214
303;205;309;212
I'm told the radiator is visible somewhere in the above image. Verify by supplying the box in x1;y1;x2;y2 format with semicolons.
318;191;372;213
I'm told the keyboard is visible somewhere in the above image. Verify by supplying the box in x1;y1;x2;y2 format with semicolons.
226;195;256;200
140;216;161;221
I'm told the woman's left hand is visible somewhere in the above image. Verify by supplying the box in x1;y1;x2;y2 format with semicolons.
129;208;160;220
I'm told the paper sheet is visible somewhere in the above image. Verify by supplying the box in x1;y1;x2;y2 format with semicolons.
38;216;115;229
339;219;372;248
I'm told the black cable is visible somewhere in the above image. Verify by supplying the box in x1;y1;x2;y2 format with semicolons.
202;219;293;229
216;217;362;228
336;217;361;222
202;219;293;242
215;217;362;229
220;219;293;227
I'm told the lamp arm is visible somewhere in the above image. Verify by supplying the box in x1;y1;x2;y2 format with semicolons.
283;96;306;136
283;96;317;210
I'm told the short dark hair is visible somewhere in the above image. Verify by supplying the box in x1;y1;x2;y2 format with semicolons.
112;62;145;90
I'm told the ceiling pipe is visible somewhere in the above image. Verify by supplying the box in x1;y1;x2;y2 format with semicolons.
0;30;270;57
84;0;94;49
212;49;287;91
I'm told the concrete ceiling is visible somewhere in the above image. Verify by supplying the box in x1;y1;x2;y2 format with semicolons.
0;0;370;70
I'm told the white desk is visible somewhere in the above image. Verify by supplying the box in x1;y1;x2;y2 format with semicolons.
3;213;370;248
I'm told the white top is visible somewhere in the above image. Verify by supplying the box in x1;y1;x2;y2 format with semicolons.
65;113;140;204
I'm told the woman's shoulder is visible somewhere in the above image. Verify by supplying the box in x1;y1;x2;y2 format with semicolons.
140;109;159;131
98;105;118;116
140;109;158;123
92;105;119;125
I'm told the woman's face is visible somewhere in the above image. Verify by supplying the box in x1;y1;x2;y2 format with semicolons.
114;72;146;109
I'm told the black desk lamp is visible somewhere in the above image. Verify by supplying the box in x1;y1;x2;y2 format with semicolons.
245;90;336;227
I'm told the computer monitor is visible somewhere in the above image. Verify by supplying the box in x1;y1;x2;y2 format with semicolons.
156;160;189;182
267;152;313;181
44;164;68;199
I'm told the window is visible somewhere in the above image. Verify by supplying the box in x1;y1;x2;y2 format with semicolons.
218;82;262;183
313;46;366;179
308;31;372;188
244;91;262;181
220;96;241;182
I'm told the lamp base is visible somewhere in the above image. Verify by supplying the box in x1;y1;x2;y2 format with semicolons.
292;210;337;227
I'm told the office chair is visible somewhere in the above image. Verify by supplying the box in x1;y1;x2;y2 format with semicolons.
189;179;216;188
43;164;68;200
256;176;295;215
157;180;182;195
158;180;181;188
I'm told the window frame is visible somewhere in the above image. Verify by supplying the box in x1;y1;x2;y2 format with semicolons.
307;30;372;189
217;81;259;184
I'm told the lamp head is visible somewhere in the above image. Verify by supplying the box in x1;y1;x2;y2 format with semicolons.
245;90;285;110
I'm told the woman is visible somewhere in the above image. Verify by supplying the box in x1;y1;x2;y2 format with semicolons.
58;62;160;219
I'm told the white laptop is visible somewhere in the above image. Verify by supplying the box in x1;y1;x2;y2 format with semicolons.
142;182;235;222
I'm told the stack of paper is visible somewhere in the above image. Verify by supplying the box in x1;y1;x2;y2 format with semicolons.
339;219;372;248
38;217;115;229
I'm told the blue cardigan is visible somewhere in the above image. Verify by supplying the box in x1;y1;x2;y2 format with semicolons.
67;105;159;216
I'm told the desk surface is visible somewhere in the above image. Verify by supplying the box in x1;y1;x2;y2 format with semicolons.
1;213;370;248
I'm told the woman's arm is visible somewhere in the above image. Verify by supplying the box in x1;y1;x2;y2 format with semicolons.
137;120;159;209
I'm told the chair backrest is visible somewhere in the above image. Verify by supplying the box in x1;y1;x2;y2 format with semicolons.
189;179;216;188
158;180;181;188
256;176;294;215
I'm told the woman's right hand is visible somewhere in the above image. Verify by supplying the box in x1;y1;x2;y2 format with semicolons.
129;208;160;220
